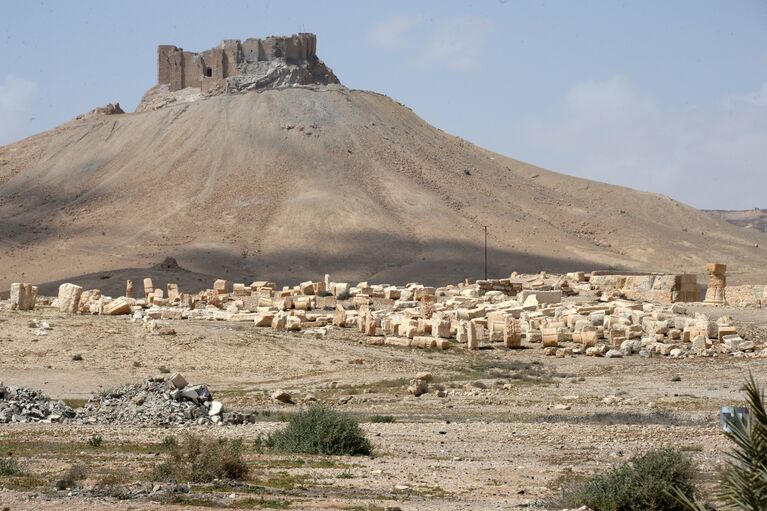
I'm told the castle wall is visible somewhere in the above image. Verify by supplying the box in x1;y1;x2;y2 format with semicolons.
181;51;202;89
158;45;184;91
241;38;263;61
157;33;319;92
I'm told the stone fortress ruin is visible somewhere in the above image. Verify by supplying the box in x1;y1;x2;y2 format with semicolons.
158;33;319;92
138;33;339;111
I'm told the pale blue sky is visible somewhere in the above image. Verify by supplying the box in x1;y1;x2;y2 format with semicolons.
2;0;766;209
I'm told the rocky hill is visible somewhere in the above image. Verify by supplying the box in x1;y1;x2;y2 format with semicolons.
1;38;766;294
705;209;767;234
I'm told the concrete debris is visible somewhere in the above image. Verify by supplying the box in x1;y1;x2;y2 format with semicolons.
0;383;76;424
73;374;248;426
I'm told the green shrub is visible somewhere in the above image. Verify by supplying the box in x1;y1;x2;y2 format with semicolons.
88;435;102;448
266;405;372;456
152;433;249;482
0;456;24;476
370;415;395;423
162;436;178;450
551;448;697;511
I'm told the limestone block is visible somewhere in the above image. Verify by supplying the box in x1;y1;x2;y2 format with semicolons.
299;281;315;295
286;316;301;331
722;335;742;352
294;296;314;311
125;280;134;298
213;279;230;295
364;313;377;336
10;283;36;311
254;313;275;327
518;290;563;305
272;313;287;330
414;287;436;300
467;320;484;350
456;321;468;344
412;336;437;348
103;297;132;315
432;316;451;339
384;287;401;300
581;329;598;348
718;325;738;342
659;343;680;356
541;327;562;348
504;316;522;348
58;283;83;314
143;278;154;298
166;283;180;302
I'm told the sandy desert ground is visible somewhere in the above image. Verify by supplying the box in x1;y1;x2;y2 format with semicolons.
1;300;765;510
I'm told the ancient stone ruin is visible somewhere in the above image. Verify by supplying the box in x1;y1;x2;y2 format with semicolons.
704;263;727;304
5;263;764;362
138;33;339;111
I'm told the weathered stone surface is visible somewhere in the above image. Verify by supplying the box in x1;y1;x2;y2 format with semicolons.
503;316;522;348
407;379;429;397
58;283;83;314
103;297;132;315
10;282;37;311
704;263;727;304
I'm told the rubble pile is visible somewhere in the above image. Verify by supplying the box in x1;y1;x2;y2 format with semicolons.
0;383;76;424
79;373;248;426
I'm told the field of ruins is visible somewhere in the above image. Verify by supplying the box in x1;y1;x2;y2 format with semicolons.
1;263;766;510
2;11;767;510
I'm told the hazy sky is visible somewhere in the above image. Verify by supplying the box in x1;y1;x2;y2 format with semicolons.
2;0;765;209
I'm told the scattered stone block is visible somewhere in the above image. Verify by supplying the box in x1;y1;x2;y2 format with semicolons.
58;283;83;314
143;278;154;299
103;297;132;315
213;279;230;295
10;282;37;311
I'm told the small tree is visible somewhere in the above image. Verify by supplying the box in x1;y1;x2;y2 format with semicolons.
671;374;767;510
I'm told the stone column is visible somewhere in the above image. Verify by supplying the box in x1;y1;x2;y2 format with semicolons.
125;280;134;298
703;263;726;304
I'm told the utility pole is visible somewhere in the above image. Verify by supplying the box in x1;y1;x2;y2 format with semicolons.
484;225;488;280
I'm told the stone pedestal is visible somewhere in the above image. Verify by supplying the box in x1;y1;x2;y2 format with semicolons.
704;263;726;304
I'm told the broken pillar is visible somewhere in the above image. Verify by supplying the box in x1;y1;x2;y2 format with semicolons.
125;280;134;298
504;316;522;348
10;283;37;311
167;283;181;302
143;278;154;299
704;263;726;304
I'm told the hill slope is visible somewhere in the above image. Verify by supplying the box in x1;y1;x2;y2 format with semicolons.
705;209;767;234
1;84;765;294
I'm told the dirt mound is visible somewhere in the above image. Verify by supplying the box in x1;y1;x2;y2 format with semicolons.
1;85;765;290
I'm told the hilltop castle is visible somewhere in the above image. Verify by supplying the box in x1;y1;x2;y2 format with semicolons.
156;33;331;93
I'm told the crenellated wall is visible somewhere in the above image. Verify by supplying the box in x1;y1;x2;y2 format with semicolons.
157;33;318;92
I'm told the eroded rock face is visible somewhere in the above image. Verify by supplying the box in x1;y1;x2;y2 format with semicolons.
75;102;125;120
